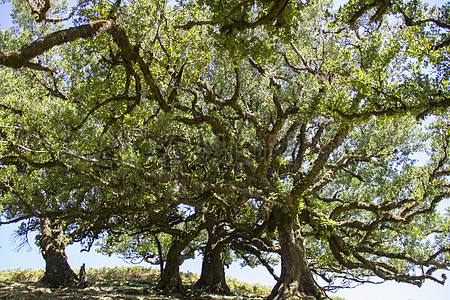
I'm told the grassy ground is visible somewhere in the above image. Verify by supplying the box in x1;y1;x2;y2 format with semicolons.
0;267;271;299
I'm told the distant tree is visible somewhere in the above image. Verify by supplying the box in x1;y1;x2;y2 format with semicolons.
99;232;172;276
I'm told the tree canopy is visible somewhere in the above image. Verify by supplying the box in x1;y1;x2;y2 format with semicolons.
0;0;449;299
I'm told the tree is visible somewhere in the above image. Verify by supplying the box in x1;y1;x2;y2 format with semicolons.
1;0;449;299
99;232;172;276
0;161;117;287
36;217;80;287
194;214;232;294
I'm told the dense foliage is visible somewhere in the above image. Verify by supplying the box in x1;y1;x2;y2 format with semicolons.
0;0;449;299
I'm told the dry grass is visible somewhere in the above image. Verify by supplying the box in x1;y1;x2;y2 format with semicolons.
0;267;270;299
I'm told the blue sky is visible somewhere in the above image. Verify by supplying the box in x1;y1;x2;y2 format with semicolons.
0;1;13;29
1;0;450;299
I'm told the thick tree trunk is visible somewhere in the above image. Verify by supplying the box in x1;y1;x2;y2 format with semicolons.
37;218;79;288
267;211;327;300
156;237;185;294
195;221;230;294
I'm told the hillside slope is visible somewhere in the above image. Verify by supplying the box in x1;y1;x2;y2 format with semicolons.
0;267;270;299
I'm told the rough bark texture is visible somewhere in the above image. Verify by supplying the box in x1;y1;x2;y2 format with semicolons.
37;218;79;288
0;20;114;70
156;237;185;294
195;220;230;294
267;210;327;300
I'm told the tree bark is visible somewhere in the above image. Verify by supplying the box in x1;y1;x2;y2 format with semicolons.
195;220;230;294
37;218;79;288
0;21;115;70
154;234;165;278
267;210;327;300
156;237;185;294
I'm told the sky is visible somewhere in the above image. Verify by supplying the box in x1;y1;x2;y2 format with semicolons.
1;0;450;299
0;2;13;29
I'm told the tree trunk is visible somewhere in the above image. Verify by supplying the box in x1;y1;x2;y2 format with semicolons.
37;218;79;288
267;210;327;300
156;237;185;294
154;234;165;278
195;221;230;294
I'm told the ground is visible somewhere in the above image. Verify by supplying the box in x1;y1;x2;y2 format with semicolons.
0;267;270;299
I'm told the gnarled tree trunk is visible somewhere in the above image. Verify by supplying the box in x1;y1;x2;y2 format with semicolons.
37;218;79;288
195;219;230;294
156;237;185;294
267;210;327;300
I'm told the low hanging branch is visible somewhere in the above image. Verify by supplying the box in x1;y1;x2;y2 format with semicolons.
0;20;115;70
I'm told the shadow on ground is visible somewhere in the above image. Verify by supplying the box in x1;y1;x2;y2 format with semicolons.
0;268;267;299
